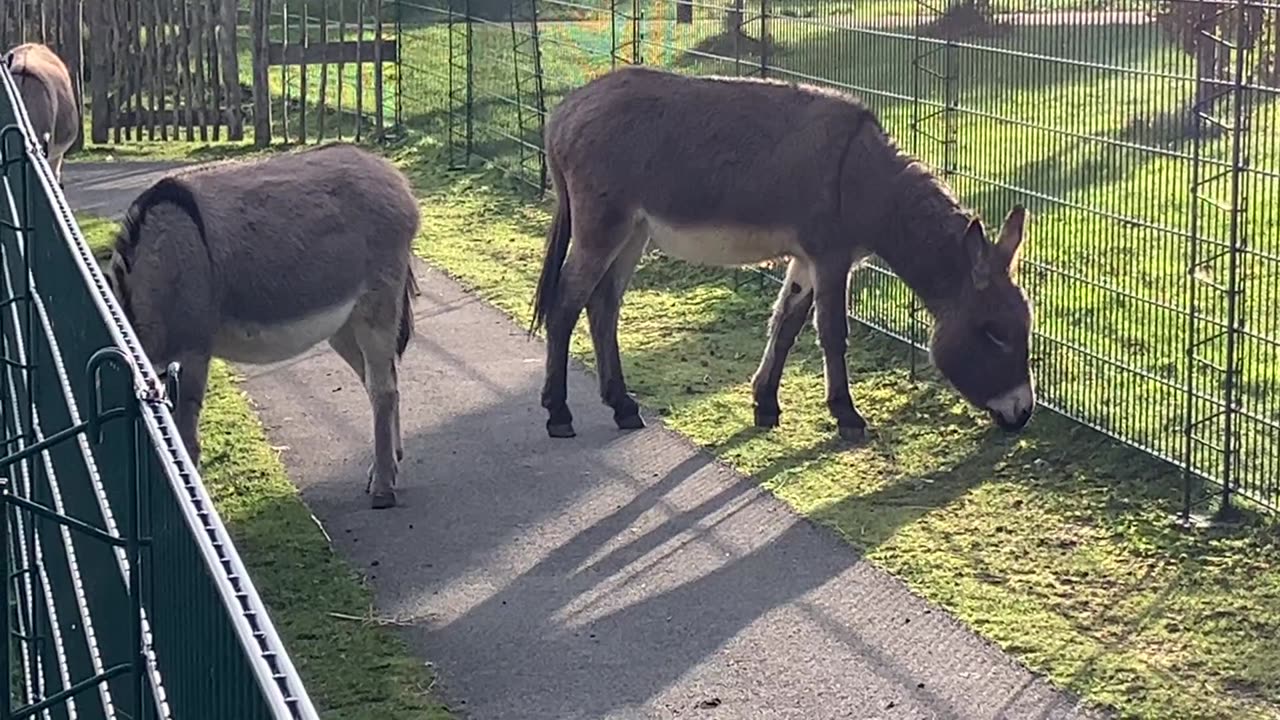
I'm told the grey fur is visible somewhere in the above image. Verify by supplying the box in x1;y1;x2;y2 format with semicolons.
105;143;420;509
532;65;1035;442
6;43;78;182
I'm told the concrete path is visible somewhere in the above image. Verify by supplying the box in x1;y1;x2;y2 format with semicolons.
63;162;1105;720
57;161;192;218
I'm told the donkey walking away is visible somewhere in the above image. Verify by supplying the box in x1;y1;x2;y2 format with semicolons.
5;43;79;182
532;65;1035;442
103;143;420;509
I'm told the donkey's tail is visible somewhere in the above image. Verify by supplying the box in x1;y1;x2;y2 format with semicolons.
396;265;417;358
530;171;571;337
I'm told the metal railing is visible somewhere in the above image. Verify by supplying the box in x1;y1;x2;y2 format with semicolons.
390;0;1280;518
0;64;322;719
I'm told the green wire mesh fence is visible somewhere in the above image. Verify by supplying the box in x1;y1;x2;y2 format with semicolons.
0;63;321;719
388;0;1280;519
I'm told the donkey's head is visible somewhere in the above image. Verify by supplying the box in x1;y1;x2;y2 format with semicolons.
928;205;1035;432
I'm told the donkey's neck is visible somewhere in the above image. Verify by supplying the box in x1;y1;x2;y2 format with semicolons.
866;162;975;315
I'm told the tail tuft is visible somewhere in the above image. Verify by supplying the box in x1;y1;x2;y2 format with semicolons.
397;267;416;357
530;177;572;336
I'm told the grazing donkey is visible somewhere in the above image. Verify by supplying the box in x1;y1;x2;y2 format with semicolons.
532;65;1035;442
103;143;420;509
5;43;78;182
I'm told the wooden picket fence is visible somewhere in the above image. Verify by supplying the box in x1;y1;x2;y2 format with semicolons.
2;0;397;146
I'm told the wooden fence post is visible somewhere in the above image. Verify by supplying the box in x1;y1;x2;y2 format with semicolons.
63;0;85;151
88;0;109;143
251;0;270;146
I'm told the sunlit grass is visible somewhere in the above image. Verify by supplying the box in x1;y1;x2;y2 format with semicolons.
391;140;1280;720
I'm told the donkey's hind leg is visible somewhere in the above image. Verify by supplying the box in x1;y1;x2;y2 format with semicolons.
350;306;403;510
331;321;405;463
586;226;648;431
172;352;212;467
330;322;402;495
329;322;366;385
541;216;629;439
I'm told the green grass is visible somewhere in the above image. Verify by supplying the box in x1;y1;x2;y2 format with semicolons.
384;137;1280;720
77;216;454;720
62;9;1280;718
68;127;1280;720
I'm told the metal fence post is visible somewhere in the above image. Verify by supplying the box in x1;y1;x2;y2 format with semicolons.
465;0;475;162
0;480;10;720
1183;0;1254;521
530;1;547;194
610;0;619;68
395;0;404;129
632;0;642;65
759;0;769;78
1218;0;1252;516
906;0;957;379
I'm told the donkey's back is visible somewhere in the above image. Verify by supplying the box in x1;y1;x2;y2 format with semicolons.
175;143;419;329
109;143;422;508
546;65;891;231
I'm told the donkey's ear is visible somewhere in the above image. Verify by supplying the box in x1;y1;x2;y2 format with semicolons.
963;217;991;289
996;204;1027;273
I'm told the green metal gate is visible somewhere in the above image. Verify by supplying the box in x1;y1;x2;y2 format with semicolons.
0;65;321;719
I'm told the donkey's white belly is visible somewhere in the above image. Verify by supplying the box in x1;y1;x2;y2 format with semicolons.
214;297;358;365
639;211;798;267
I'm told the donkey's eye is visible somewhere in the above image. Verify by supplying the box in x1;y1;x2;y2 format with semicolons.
982;325;1010;350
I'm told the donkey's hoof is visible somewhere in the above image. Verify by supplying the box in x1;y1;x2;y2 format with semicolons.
370;490;397;510
837;424;868;443
615;413;646;431
547;422;577;439
753;408;780;428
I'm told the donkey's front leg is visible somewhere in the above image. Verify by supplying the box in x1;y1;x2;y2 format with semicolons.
751;257;815;428
362;355;400;510
811;262;866;443
172;353;212;467
351;309;403;510
586;229;648;431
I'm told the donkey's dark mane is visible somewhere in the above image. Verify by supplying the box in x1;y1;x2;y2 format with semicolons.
892;158;974;246
114;176;208;269
863;154;981;309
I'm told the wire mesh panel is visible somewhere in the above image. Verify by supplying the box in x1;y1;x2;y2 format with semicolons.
393;0;473;164
1;63;321;719
400;0;1280;516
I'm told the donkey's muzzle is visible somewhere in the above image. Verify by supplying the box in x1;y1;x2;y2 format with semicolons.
986;382;1034;432
991;407;1033;432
